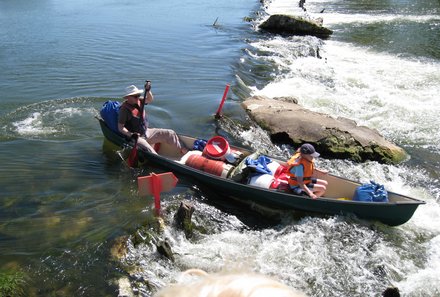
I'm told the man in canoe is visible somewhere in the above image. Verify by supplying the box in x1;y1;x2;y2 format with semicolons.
287;143;328;199
118;82;187;155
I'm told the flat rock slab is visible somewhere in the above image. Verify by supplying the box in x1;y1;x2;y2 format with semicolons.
242;96;407;164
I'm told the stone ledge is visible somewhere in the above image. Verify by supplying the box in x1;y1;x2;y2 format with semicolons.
241;96;407;164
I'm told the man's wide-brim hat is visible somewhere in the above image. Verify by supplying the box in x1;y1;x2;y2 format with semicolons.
124;85;143;97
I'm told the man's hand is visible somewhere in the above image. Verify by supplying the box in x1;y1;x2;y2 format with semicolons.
145;80;151;92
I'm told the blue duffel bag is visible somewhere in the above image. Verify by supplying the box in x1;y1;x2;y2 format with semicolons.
353;180;389;202
100;100;121;134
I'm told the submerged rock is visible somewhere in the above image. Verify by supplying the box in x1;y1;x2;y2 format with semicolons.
111;236;129;260
117;277;135;297
174;201;195;239
259;14;333;39
242;96;407;164
382;287;400;297
156;239;174;262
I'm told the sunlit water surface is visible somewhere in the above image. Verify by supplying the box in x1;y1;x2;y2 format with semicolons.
0;0;439;295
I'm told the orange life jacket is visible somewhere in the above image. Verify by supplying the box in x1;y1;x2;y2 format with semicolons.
287;153;315;186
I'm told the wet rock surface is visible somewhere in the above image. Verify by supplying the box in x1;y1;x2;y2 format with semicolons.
242;96;407;164
174;201;195;238
259;14;333;39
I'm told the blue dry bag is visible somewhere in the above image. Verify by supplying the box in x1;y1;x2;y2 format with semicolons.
100;100;121;134
353;180;388;202
245;155;273;175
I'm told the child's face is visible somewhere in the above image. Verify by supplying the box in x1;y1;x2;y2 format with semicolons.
302;154;314;161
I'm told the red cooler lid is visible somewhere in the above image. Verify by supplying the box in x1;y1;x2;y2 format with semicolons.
204;136;230;159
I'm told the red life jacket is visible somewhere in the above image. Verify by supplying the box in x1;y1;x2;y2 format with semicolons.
121;100;147;135
287;153;315;186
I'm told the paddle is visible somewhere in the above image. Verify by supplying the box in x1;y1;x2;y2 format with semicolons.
127;133;139;167
140;80;150;129
127;80;150;167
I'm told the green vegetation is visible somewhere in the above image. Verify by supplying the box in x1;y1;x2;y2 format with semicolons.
0;270;26;297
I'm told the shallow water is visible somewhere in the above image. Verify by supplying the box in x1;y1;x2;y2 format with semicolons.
1;0;439;295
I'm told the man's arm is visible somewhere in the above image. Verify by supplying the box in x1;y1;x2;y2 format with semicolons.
118;123;133;138
117;109;133;138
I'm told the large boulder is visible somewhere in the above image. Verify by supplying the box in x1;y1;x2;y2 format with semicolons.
259;14;333;39
242;96;407;164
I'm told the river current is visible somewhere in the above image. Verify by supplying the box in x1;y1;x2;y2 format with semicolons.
0;0;439;296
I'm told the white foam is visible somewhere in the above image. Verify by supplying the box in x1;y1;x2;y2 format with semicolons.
53;107;84;117
12;112;57;136
11;106;88;137
264;0;305;16
322;13;439;25
264;0;440;25
250;39;440;147
397;235;440;296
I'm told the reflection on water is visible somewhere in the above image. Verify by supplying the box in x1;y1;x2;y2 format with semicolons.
0;139;140;249
0;136;165;294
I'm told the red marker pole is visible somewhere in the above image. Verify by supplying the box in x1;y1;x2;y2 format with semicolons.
150;173;162;215
215;83;230;119
137;172;178;216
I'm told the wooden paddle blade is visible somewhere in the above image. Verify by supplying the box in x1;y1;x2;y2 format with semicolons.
137;172;178;196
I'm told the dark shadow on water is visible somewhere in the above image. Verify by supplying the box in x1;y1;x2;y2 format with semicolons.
191;182;282;229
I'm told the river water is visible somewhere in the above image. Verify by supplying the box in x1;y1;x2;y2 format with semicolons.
0;0;439;296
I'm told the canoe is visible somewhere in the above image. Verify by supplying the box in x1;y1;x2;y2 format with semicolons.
98;119;425;226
